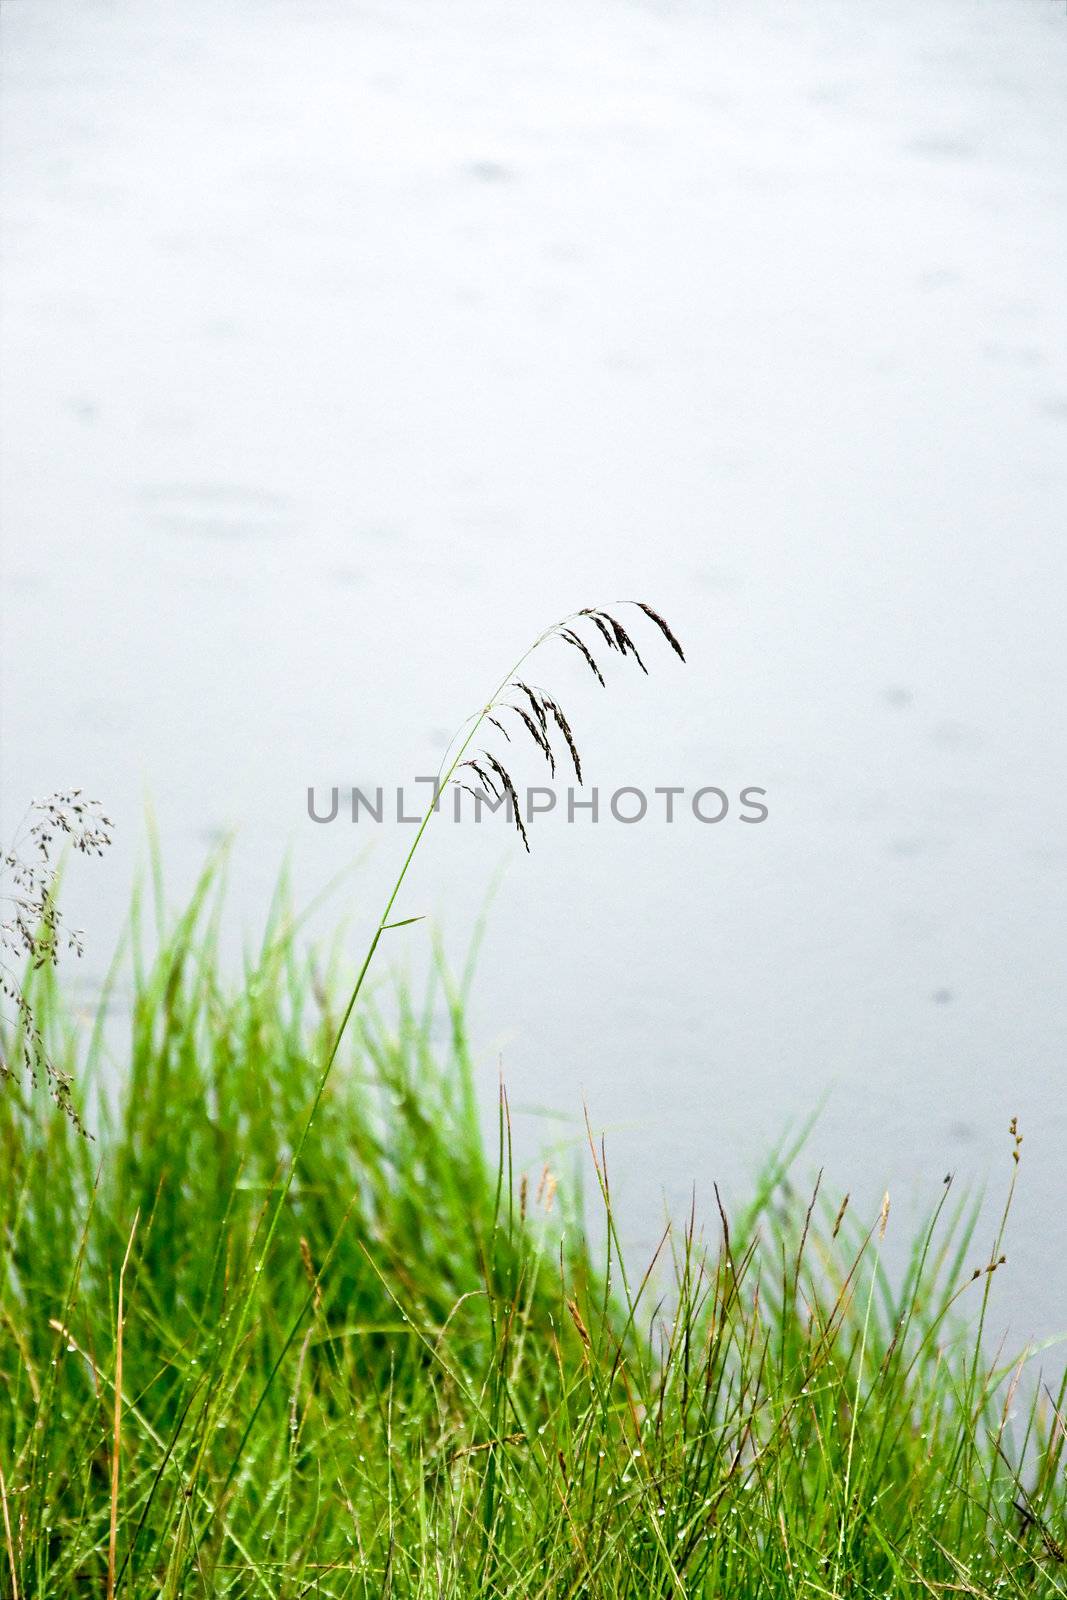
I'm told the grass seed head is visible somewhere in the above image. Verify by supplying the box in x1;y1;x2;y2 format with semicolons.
543;697;583;785
2;792;112;1133
481;753;529;851
510;705;556;776
462;601;684;845
633;601;686;662
556;628;605;686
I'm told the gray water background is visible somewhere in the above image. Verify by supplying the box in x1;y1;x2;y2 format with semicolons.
2;0;1066;1347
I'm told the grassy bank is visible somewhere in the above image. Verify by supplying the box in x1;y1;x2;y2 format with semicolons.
1;866;1064;1598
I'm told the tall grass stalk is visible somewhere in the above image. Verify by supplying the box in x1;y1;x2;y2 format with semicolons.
172;604;684;1573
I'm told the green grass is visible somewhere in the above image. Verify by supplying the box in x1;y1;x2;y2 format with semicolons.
1;861;1064;1598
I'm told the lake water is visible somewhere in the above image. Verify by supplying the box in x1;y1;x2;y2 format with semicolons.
2;0;1065;1347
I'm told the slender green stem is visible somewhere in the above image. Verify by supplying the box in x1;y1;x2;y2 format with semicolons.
177;617;568;1566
